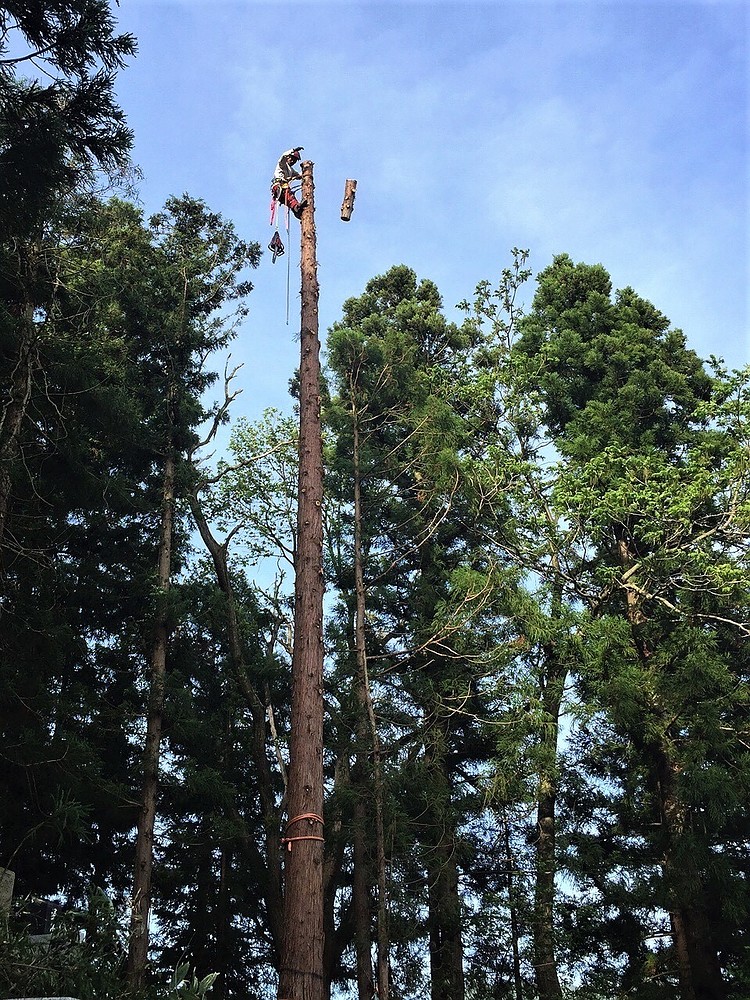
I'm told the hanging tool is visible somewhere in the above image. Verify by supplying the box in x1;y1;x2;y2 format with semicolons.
268;230;285;264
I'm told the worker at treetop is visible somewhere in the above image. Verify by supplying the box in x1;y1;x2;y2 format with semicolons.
271;147;307;219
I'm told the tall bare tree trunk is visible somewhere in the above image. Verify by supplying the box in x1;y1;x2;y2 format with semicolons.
352;793;374;1000
278;160;326;1000
128;448;176;986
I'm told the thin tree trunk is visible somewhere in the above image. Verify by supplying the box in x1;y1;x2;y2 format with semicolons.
127;448;176;986
353;794;374;1000
533;769;562;999
216;845;231;1000
533;573;565;1000
189;490;285;956
502;811;523;1000
0;304;36;553
533;667;564;999
278;160;326;1000
352;409;389;1000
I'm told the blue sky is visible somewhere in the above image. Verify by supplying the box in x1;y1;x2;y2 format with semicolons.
113;0;748;426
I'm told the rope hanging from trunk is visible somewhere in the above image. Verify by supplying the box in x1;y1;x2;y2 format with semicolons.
281;812;324;852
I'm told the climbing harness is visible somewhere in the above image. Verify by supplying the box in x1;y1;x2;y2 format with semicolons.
268;230;285;263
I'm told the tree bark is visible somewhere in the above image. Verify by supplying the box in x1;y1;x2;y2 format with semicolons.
353;793;374;1000
533;773;562;999
127;448;176;987
340;180;357;222
278;160;326;1000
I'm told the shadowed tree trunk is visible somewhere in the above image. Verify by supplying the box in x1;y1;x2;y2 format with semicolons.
351;406;390;1000
128;447;176;986
532;567;565;1000
616;526;726;1000
427;813;465;1000
0;245;39;555
188;489;285;958
502;811;524;1000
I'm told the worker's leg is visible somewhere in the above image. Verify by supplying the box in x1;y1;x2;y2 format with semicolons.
282;188;305;213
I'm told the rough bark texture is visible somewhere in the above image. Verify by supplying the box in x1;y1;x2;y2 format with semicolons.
278;160;326;1000
340;179;357;222
127;449;175;986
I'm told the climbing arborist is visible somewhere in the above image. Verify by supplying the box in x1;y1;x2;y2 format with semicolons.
271;147;307;219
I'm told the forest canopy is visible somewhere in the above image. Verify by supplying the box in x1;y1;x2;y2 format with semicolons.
1;4;748;1000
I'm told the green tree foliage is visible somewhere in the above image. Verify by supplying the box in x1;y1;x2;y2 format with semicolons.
325;265;519;1000
0;1;135;232
0;189;259;997
2;93;748;1000
512;254;750;997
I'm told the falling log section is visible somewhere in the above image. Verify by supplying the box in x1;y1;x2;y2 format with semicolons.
277;159;325;1000
340;179;357;221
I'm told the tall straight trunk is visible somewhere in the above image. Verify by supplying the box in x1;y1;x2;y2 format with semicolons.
351;408;389;1000
502;811;523;1000
421;714;464;1000
352;794;374;1000
533;666;564;999
533;576;565;1000
278;160;326;1000
533;770;562;999
128;448;176;986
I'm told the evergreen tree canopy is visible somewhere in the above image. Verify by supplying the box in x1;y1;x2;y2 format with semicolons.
0;1;135;233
